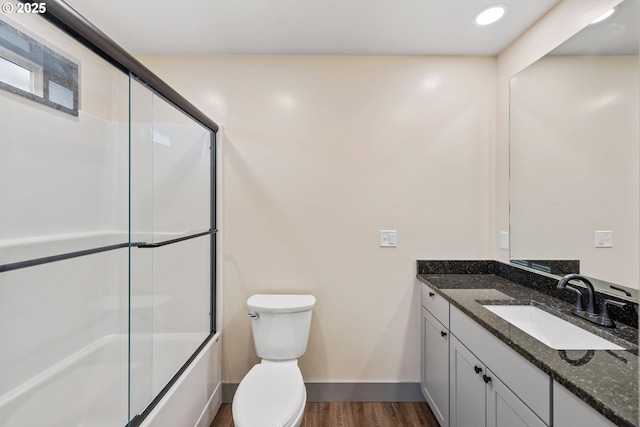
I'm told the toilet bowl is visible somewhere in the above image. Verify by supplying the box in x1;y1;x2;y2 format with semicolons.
232;294;316;427
232;361;306;427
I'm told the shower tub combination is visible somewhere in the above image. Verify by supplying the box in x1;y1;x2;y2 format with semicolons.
0;2;221;425
0;333;221;427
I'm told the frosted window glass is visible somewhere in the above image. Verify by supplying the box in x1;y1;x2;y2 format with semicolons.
0;56;32;92
48;80;73;109
0;25;31;52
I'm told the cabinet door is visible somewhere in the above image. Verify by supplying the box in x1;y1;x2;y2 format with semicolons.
553;382;615;427
485;368;547;427
450;336;486;427
421;307;449;427
450;305;550;424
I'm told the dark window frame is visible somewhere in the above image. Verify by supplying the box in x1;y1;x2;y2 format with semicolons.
0;18;78;116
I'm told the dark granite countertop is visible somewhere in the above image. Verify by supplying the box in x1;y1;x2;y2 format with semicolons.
417;272;639;427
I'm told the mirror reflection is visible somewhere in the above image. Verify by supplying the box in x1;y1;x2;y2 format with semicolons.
509;0;639;299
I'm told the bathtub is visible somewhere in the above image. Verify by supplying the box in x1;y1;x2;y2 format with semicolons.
0;332;221;426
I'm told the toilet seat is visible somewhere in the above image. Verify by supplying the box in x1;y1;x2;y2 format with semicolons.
232;363;306;427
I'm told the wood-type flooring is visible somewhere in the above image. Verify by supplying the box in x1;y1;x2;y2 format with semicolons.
210;402;439;427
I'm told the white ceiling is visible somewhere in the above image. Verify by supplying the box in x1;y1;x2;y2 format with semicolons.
62;0;560;56
550;0;638;55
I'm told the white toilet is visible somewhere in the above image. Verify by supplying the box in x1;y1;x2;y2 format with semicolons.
232;294;316;427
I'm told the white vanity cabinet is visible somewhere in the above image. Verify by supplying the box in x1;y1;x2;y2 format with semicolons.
420;283;450;427
553;382;616;427
449;305;551;426
418;277;626;427
450;335;547;427
419;280;553;427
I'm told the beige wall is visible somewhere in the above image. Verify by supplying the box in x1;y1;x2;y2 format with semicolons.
139;55;496;383
138;0;629;385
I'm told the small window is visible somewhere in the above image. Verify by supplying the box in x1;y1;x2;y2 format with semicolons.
0;18;78;116
0;56;34;92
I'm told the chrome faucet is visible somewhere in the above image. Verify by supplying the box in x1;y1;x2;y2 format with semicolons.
557;273;625;328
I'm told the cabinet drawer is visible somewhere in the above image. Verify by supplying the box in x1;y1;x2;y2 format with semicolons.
421;282;450;328
450;305;551;424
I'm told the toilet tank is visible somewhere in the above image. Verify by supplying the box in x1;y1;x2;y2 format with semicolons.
247;294;316;361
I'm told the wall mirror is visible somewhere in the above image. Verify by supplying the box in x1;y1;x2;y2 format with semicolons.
509;0;639;301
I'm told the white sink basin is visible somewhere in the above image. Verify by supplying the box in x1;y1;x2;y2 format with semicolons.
483;305;624;350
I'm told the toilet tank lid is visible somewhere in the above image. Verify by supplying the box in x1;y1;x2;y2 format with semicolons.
248;294;316;313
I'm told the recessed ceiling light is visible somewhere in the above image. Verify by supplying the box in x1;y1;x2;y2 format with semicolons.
590;8;616;25
475;5;506;26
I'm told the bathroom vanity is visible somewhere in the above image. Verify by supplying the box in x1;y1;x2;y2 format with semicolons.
417;261;638;427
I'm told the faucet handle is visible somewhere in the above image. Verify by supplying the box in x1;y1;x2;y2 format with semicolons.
605;299;627;309
599;299;626;328
609;286;638;315
563;285;585;313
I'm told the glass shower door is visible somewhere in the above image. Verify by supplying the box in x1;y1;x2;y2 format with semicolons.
128;81;213;422
0;12;130;427
1;11;216;427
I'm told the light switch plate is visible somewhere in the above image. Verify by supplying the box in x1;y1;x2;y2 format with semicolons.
595;231;613;248
380;230;397;247
500;231;509;250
